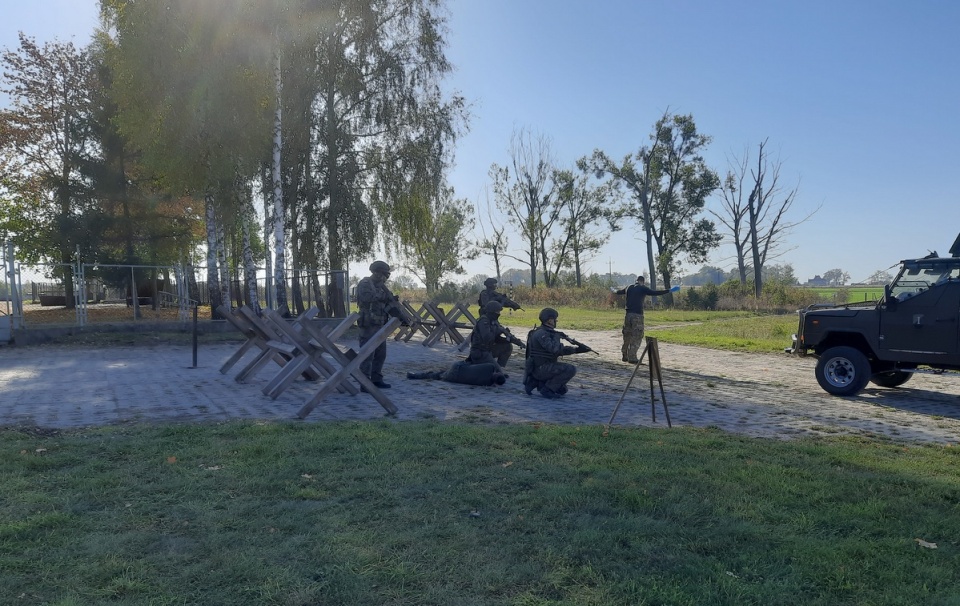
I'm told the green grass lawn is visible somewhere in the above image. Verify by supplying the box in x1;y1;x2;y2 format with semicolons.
809;286;884;303
497;307;798;354
3;422;958;605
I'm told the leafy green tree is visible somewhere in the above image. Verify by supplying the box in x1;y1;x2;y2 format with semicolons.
103;0;274;317
389;184;476;294
589;112;720;296
823;268;850;286
0;34;98;307
552;162;620;287
306;0;465;273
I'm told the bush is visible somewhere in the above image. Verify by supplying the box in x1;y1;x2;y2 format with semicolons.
680;284;719;310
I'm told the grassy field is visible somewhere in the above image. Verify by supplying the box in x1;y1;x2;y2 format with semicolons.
494;307;798;354
809;286;884;303
3;422;959;605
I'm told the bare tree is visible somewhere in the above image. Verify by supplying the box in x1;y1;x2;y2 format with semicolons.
489;127;560;288
475;189;509;281
715;139;817;296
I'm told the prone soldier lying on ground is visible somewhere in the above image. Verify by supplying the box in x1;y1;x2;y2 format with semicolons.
407;361;507;386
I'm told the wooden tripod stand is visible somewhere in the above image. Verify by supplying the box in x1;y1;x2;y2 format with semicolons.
604;336;671;434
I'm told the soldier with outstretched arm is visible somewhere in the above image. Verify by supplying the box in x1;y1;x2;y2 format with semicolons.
611;275;679;364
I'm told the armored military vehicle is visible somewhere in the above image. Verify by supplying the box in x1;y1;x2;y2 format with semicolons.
787;234;960;396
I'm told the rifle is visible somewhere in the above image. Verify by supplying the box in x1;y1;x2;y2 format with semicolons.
556;331;599;356
500;325;525;349
385;296;412;326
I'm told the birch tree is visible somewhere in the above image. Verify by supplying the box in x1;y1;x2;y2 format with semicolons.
103;0;273;318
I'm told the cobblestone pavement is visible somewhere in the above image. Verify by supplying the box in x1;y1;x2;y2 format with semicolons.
2;328;960;444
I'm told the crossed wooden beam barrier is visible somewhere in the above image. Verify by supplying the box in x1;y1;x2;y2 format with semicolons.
393;301;435;342
259;308;361;399
296;317;401;418
217;305;322;383
216;305;400;418
393;301;477;348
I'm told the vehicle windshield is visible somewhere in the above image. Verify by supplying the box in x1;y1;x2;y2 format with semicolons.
889;259;960;300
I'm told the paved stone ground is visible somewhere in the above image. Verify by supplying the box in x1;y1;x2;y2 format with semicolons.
2;328;960;444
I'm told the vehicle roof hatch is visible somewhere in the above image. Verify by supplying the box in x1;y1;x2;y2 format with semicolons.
950;232;960;257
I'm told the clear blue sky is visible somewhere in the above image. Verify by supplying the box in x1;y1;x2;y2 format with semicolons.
5;0;959;284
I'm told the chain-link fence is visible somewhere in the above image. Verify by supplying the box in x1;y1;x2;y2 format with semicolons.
3;244;351;332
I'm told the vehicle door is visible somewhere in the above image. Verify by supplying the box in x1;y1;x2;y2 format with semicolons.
880;282;960;356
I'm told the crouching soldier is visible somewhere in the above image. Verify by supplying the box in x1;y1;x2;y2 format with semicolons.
407;361;507;386
467;301;525;370
523;308;591;399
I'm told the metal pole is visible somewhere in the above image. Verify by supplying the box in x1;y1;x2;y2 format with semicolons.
192;304;198;368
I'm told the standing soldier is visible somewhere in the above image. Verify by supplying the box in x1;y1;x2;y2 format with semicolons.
356;260;403;389
611;275;679;363
478;278;522;311
468;301;525;369
523;308;591;398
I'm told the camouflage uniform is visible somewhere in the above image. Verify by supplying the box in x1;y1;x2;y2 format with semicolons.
468;303;523;368
613;281;671;363
523;309;590;398
478;279;521;311
524;323;582;398
407;361;506;386
356;262;399;386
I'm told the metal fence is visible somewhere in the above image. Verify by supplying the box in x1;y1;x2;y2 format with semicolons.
2;243;351;331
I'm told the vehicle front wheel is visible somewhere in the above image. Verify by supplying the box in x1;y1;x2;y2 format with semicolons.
815;346;871;396
870;370;913;389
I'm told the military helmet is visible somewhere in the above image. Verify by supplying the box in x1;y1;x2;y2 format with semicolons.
369;260;391;275
484;277;498;287
483;301;503;315
538;307;559;323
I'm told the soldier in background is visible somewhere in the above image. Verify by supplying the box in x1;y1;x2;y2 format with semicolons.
523;308;591;399
478;277;522;311
468;301;525;370
356;260;404;389
611;275;679;364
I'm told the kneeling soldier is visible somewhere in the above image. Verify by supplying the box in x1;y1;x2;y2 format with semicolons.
468;301;525;370
523;308;591;399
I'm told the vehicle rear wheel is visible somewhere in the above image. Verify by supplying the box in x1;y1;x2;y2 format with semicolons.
815;346;871;396
870;370;913;388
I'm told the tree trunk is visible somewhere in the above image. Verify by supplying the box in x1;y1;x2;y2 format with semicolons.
240;185;259;311
272;43;287;310
261;164;273;309
324;85;346;317
204;194;223;319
